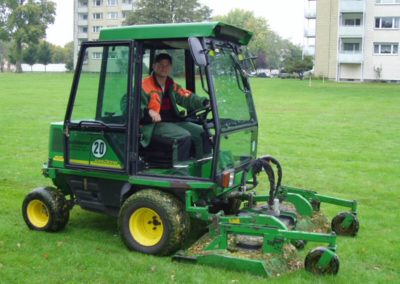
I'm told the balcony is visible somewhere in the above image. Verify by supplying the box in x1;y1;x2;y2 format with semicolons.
78;20;88;26
304;27;316;37
339;26;364;37
304;7;316;19
77;5;88;13
77;32;88;39
340;0;365;13
338;52;363;63
122;3;133;10
303;45;315;56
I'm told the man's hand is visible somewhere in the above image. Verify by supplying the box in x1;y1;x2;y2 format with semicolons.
149;109;161;122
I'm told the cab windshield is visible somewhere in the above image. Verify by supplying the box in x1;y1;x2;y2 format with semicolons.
209;44;256;130
208;43;258;173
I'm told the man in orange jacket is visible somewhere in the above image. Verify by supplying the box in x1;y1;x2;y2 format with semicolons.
140;53;211;165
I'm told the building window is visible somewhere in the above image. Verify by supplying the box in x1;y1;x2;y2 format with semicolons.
374;43;399;55
79;13;88;20
92;26;102;33
375;17;400;28
376;0;400;4
344;18;361;26
79;26;88;33
93;13;103;19
79;1;88;8
107;12;119;19
108;0;118;6
92;52;103;59
342;42;361;53
93;0;102;6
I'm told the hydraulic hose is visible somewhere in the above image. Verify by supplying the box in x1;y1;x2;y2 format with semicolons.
260;155;283;190
251;155;283;206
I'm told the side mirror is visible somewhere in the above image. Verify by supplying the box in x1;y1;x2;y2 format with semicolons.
188;37;208;66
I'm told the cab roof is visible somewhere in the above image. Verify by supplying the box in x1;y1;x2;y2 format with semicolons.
99;22;253;45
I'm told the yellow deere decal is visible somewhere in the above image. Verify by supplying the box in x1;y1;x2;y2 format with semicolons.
70;159;122;169
53;156;64;162
70;159;90;165
228;218;241;224
91;159;122;169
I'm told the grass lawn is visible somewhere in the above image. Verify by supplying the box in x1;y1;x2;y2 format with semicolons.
0;73;399;283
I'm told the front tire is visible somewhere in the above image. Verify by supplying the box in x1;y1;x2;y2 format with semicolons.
118;189;190;256
22;187;70;232
331;212;359;237
305;247;340;275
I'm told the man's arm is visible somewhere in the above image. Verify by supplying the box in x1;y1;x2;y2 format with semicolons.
173;83;208;112
141;89;162;123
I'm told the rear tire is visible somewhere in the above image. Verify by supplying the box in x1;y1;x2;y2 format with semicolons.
22;187;70;232
118;189;190;256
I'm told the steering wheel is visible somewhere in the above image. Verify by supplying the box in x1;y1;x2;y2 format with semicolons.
185;105;215;146
184;105;212;122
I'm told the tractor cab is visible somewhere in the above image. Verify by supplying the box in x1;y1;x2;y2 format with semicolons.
63;22;257;181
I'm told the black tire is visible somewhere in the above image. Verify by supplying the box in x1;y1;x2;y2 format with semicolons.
305;247;340;275
311;199;321;211
22;187;70;232
291;239;307;250
331;212;359;237
118;189;190;256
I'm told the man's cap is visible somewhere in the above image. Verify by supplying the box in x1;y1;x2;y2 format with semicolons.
154;53;172;64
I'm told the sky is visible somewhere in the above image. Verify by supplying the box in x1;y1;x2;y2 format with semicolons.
46;0;305;47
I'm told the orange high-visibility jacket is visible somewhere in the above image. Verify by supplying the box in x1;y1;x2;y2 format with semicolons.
140;75;206;147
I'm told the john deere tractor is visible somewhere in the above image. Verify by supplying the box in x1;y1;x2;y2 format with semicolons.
22;22;359;276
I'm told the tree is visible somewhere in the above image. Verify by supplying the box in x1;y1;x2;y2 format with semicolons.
282;44;313;80
214;9;269;66
22;44;37;71
0;40;11;72
124;0;212;25
214;9;310;71
37;40;52;72
51;44;66;63
64;41;74;71
0;0;56;73
214;9;293;70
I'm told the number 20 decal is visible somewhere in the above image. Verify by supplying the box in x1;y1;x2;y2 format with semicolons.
92;139;107;158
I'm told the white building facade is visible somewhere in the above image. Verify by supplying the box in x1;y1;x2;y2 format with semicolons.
73;0;134;67
313;0;400;82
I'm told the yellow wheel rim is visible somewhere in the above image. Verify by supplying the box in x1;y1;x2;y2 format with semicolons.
129;207;164;246
27;200;49;228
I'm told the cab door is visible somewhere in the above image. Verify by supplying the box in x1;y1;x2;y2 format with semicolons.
64;41;134;173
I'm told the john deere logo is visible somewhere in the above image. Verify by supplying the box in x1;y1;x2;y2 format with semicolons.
92;139;107;158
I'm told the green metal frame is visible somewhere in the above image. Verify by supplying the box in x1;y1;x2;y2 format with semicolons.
280;186;358;214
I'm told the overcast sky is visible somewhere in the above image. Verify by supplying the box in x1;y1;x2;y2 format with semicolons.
46;0;305;46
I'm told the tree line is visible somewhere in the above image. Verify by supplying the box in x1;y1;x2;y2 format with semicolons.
1;40;73;71
1;0;312;76
124;0;313;78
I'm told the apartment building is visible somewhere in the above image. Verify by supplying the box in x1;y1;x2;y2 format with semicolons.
73;0;134;67
308;0;400;82
303;0;316;57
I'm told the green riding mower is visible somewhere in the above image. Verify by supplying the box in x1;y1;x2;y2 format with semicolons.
22;22;359;277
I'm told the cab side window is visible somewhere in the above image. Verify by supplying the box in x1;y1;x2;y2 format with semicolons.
72;45;130;124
